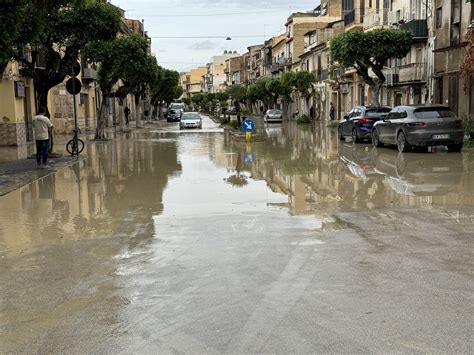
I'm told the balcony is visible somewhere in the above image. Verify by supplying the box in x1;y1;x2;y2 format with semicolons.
270;64;280;74
278;57;292;67
82;68;97;83
398;63;427;83
363;12;381;29
399;19;428;40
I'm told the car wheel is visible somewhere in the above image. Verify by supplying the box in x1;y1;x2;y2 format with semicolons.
447;143;463;152
397;131;411;153
352;128;359;143
372;129;383;148
338;126;344;140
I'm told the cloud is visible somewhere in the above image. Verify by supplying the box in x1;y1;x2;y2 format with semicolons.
188;40;220;51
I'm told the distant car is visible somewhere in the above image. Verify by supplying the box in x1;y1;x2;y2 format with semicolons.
169;103;185;111
372;105;464;152
264;109;283;123
339;106;391;142
180;112;202;130
167;109;182;122
166;103;185;120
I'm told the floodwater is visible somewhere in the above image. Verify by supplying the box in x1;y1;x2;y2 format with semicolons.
1;117;473;353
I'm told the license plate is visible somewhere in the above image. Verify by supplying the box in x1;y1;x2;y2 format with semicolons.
432;167;449;172
433;134;450;139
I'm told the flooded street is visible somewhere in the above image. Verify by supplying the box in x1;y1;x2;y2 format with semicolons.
1;116;473;353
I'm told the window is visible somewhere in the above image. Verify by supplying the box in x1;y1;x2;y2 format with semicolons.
414;107;456;119
436;7;442;28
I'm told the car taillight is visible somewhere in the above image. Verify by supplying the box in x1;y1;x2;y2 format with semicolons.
408;122;426;127
358;118;372;124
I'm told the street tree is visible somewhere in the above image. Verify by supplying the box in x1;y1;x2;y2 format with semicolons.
85;34;152;138
150;68;182;117
293;71;316;116
121;54;160;127
10;0;121;112
330;28;412;105
279;72;296;118
265;78;283;108
216;92;229;117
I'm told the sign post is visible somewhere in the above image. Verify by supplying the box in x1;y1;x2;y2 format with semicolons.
242;118;255;141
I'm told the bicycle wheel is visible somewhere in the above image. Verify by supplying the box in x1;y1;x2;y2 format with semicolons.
66;139;75;155
66;138;85;156
76;139;85;154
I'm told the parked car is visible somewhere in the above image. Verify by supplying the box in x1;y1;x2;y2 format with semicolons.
372;105;464;152
167;108;182;122
339;106;391;142
166;103;185;120
179;112;202;130
264;109;283;123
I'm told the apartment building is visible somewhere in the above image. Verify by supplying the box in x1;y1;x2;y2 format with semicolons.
181;67;208;98
207;51;240;93
299;21;345;119
432;0;473;117
247;45;265;83
224;56;246;86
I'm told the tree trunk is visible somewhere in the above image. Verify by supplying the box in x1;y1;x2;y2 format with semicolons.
96;92;108;139
135;94;142;128
370;82;382;106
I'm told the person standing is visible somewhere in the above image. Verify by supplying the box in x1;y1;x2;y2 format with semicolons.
124;106;130;126
329;102;335;121
32;107;53;169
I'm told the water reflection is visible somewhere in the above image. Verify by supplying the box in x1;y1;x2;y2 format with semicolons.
247;122;474;214
0;138;182;257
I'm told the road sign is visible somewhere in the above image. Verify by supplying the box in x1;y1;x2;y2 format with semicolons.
242;119;255;132
69;61;81;77
66;78;82;95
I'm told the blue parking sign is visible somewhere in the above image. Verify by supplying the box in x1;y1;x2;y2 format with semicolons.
242;119;255;132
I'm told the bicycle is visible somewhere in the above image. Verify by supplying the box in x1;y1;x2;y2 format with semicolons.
66;128;85;156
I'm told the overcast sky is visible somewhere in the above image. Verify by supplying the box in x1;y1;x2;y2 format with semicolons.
111;0;321;73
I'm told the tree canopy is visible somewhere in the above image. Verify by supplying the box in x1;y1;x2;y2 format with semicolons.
1;0;122;110
330;28;412;104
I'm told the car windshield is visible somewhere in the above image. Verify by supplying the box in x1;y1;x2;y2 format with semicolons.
182;114;200;120
366;108;391;117
268;110;281;114
170;104;184;110
414;107;456;119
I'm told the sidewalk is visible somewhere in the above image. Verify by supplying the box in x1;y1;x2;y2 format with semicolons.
0;154;85;196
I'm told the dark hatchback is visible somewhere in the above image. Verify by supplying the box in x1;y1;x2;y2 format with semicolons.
339;106;391;142
166;109;182;122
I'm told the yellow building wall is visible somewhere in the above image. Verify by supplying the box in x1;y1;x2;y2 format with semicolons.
0;62;36;146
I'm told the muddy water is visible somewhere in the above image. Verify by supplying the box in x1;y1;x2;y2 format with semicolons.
0;118;473;353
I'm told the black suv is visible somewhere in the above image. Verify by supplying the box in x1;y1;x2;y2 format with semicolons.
339;106;391;142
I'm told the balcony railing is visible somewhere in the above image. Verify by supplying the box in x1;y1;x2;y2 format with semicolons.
82;68;97;82
270;64;280;74
399;19;428;39
398;62;427;82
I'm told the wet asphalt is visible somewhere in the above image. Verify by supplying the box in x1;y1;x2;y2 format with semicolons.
0;116;473;354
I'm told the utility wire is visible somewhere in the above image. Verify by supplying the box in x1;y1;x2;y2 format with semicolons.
141;8;305;17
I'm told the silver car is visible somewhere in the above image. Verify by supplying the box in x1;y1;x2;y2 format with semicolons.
372;105;464;152
179;112;202;130
264;109;283;123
